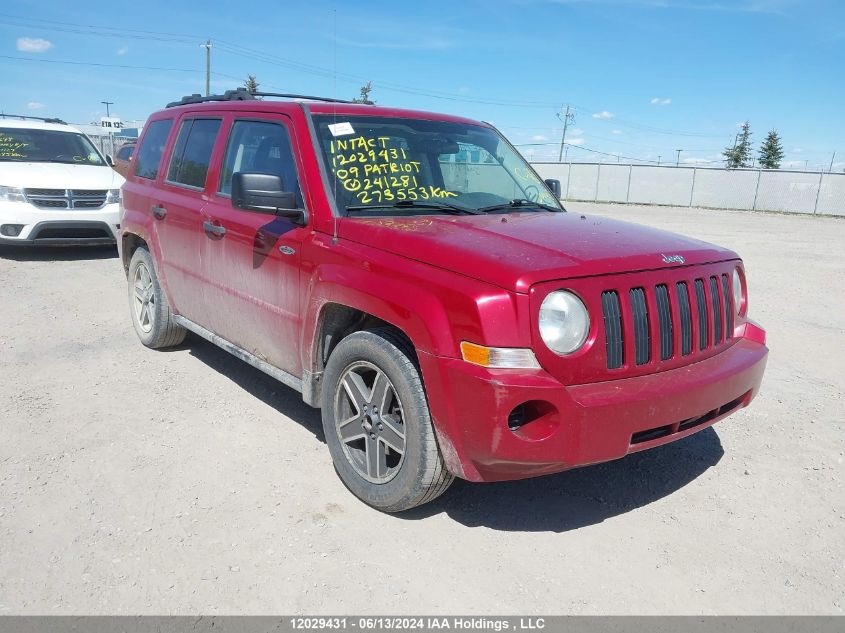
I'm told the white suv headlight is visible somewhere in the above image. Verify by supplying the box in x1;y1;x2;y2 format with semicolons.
539;290;590;355
105;188;121;204
0;186;26;202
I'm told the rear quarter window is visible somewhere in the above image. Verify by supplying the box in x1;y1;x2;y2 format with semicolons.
134;120;173;180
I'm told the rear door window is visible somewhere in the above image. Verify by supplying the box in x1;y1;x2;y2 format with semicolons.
133;119;173;179
166;118;222;189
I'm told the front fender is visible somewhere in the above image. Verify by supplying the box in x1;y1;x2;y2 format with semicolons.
300;242;534;480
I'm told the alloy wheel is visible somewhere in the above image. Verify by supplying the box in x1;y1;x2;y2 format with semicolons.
333;361;406;484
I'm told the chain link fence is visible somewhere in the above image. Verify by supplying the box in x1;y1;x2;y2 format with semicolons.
531;162;844;217
88;134;135;159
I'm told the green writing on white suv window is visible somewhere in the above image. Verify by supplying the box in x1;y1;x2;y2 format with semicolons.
313;115;560;216
0;133;29;158
0;128;106;165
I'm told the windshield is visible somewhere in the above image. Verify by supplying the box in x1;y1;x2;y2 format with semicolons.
0;127;106;166
311;115;562;216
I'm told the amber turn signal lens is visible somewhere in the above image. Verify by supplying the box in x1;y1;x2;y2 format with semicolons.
460;341;541;369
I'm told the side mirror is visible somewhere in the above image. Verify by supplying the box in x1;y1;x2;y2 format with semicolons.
231;172;304;224
544;178;562;198
106;154;114;167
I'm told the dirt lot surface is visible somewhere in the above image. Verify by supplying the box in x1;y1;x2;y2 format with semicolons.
1;203;843;615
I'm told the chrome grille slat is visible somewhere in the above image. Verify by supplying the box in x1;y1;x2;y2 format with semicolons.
23;188;107;210
24;188;65;197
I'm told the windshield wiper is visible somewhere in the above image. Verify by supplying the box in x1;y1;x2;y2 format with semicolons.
346;200;482;215
476;199;562;213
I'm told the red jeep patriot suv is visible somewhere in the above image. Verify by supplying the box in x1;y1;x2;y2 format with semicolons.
119;89;768;512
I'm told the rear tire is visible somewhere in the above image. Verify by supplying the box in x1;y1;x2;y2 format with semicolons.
321;328;454;512
127;246;186;349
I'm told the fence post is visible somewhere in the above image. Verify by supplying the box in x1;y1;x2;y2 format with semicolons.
752;169;762;211
565;162;571;200
813;171;824;215
626;164;632;203
595;164;601;202
689;167;697;207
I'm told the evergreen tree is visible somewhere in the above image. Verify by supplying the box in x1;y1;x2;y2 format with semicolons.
243;75;260;94
723;121;753;168
352;81;375;105
758;129;784;169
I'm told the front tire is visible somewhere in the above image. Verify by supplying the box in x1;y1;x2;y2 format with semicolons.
127;246;186;349
321;328;454;512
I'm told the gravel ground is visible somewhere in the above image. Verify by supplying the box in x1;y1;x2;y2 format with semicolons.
0;202;842;615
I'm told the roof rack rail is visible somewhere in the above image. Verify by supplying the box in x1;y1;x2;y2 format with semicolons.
252;91;353;104
0;113;67;125
166;88;354;108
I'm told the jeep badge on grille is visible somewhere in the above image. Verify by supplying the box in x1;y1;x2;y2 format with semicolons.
662;254;685;264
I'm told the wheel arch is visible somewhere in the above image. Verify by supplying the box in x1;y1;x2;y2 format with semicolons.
300;266;458;408
121;231;148;277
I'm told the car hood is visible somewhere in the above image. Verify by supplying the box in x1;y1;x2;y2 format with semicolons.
338;211;739;292
0;162;124;189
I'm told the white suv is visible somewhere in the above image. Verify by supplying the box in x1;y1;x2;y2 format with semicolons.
0;116;124;246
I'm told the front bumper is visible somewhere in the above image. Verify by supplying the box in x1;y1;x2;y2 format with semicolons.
0;202;119;246
419;321;768;482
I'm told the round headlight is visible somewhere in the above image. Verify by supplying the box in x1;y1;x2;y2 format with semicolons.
732;268;743;315
539;290;590;355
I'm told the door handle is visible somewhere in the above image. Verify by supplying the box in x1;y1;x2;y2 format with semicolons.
151;204;167;220
203;220;226;237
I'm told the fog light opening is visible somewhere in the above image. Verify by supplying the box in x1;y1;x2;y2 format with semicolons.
1;224;24;237
507;400;559;441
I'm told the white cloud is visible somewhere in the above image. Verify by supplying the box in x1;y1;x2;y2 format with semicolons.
611;129;623;135
650;97;672;105
791;147;804;153
27;101;45;109
17;37;53;53
566;138;585;145
592;111;614;119
570;128;584;136
531;134;548;141
117;45;129;55
682;157;713;165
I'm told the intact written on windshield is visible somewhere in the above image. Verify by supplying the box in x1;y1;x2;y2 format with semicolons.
311;115;561;216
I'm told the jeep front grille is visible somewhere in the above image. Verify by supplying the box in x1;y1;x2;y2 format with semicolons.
600;273;735;370
24;188;108;210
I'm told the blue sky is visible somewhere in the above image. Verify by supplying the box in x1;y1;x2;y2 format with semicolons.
2;0;843;169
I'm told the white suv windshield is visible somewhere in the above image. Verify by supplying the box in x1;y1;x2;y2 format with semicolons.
0;127;106;166
311;115;561;216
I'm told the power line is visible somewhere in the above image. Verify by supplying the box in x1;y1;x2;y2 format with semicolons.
0;54;198;73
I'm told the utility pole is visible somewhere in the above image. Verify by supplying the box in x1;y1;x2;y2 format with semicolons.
101;101;113;117
676;149;682;166
657;155;662;166
829;151;837;173
200;40;212;97
557;104;575;162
